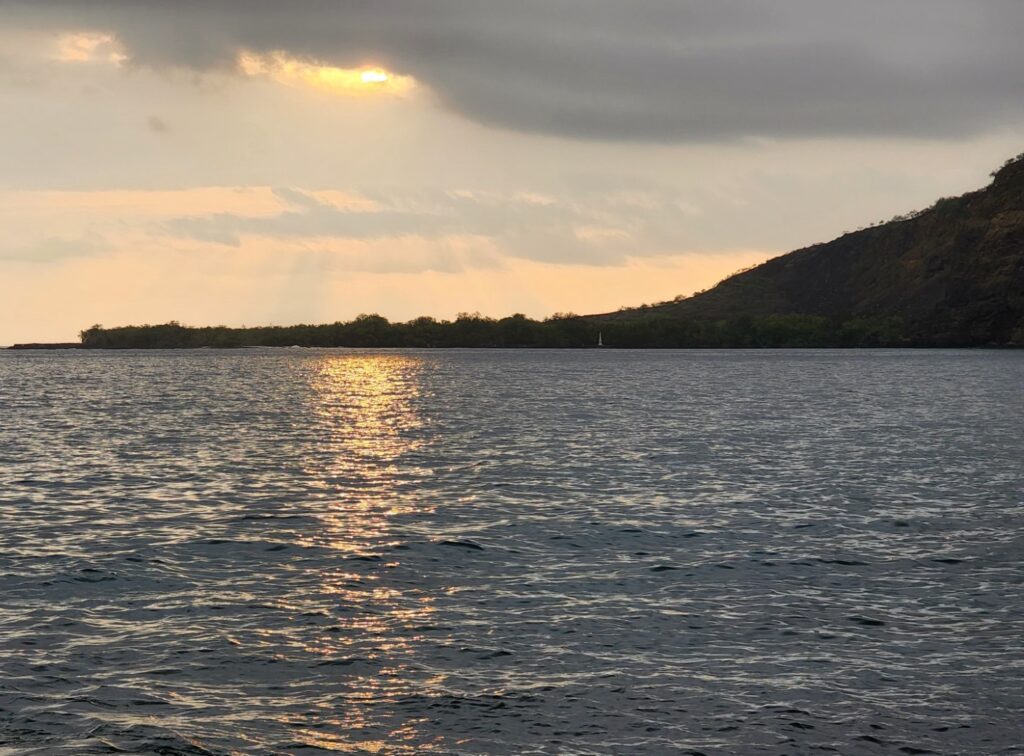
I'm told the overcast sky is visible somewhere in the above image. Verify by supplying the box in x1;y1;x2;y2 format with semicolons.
1;1;1022;343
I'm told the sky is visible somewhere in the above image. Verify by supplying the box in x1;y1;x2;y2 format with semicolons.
1;1;1022;344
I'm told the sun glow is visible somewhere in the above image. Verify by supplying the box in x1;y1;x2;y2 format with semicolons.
237;51;413;95
53;32;126;64
360;69;390;84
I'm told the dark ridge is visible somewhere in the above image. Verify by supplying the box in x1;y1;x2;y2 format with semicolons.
602;151;1024;346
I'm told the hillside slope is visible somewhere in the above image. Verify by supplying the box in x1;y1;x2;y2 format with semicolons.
608;154;1024;345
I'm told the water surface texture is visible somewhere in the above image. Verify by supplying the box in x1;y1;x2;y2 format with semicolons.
1;349;1022;755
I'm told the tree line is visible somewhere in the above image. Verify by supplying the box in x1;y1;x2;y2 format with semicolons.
79;312;916;349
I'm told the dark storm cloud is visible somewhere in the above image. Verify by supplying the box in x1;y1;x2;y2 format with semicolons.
4;0;1023;141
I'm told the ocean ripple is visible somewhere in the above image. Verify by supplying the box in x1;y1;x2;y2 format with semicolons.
1;348;1022;754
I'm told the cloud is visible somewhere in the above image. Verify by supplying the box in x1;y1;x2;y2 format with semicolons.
53;31;124;63
160;186;711;267
2;1;1022;142
0;232;107;263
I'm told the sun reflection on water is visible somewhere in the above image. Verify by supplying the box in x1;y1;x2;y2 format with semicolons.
303;353;431;551
291;353;446;752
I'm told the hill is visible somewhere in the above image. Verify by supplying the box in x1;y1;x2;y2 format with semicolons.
602;153;1024;346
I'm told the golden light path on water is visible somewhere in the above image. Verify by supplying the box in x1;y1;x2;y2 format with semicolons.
290;354;447;753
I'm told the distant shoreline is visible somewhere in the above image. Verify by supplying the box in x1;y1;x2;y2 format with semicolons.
8;342;1020;351
7;343;84;350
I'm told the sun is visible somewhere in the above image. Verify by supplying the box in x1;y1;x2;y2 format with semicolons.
237;52;412;95
360;69;389;84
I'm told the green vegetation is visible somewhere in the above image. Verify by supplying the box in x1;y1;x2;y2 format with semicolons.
78;313;913;349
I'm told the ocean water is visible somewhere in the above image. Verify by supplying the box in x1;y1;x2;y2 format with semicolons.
0;349;1022;755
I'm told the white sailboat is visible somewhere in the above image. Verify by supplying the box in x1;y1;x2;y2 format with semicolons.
597;332;604;347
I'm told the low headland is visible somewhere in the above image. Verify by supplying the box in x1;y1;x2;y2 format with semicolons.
7;342;83;350
11;152;1024;350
